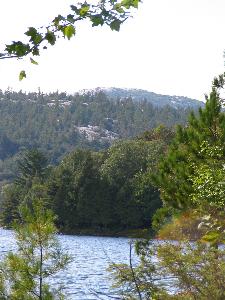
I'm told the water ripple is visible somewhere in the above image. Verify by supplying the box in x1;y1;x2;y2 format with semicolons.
0;229;135;299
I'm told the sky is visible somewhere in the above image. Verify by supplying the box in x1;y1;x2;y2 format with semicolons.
0;0;225;100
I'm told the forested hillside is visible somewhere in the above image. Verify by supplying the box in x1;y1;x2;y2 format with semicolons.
0;88;201;183
85;87;204;109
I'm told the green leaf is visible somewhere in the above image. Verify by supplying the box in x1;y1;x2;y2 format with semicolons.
110;20;122;31
25;27;37;37
91;15;104;27
45;31;56;45
25;27;42;45
6;42;30;57
79;5;90;17
32;47;40;56
63;25;76;40
19;70;26;81
70;5;78;13
53;15;64;26
114;4;125;13
132;0;139;8
30;58;38;65
33;33;42;45
121;0;132;8
67;14;75;23
121;0;139;9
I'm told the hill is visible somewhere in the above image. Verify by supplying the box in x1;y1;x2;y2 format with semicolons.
80;87;204;109
0;88;203;183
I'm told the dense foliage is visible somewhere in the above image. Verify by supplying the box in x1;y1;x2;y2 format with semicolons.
110;74;225;299
110;240;225;300
0;89;191;184
0;127;173;233
154;87;225;209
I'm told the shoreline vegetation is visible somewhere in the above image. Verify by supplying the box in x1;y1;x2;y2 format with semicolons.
0;74;225;298
108;75;225;299
0;132;169;235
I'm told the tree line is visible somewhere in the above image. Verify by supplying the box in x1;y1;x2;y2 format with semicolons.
0;126;174;234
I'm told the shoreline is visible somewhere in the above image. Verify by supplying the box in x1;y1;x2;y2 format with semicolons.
0;226;153;239
59;227;153;239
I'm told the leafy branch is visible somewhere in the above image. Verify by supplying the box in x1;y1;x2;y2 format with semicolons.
0;0;141;80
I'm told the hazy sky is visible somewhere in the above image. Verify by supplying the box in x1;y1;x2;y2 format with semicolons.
0;0;225;100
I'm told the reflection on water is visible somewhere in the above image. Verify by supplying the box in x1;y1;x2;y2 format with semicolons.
0;229;135;299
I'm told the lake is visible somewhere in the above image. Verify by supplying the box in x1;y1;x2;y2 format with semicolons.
0;229;136;299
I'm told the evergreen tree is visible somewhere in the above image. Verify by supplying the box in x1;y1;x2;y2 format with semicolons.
48;149;106;230
110;75;225;299
0;150;50;227
15;149;49;188
0;197;70;299
0;184;22;226
154;86;225;209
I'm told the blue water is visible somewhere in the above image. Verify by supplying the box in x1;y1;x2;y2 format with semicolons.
0;229;136;299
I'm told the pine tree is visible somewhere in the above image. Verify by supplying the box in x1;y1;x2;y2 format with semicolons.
15;149;49;188
154;83;225;209
0;197;70;299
